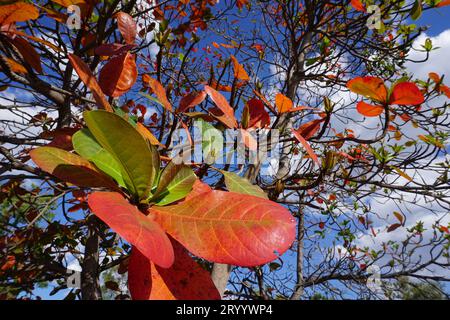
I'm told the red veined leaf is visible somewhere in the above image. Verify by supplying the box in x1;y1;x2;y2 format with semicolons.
291;129;320;165
68;54;113;112
347;76;388;103
356;101;384;117
128;240;220;300
350;0;366;12
387;223;401;233
230;55;249;81
115;12;137;45
94;43;134;57
246;98;270;128
178;91;206;113
87;191;174;268
389;82;424;105
293;119;323;140
275;93;293;113
29;146;117;189
152;190;296;267
142;75;173;112
185;180;212;201
204;85;238;128
239;128;257;151
0;2;39;25
9;37;42;73
99;52;137;97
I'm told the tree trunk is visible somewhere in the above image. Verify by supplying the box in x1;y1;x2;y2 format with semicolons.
81;217;102;300
290;207;305;299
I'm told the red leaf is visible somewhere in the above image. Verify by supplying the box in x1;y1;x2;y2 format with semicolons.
128;240;220;300
350;0;366;12
178;91;206;113
291;129;320;165
68;54;113;112
389;82;424;105
204;85;238;128
387;223;401;233
142;75;173;112
99;52;137;97
88;192;174;268
293;119;323;140
94;43;134;56
356;101;384;117
9;37;42;73
115;12;137;45
152;190;296;266
436;0;450;7
246;98;270;128
347;76;388;103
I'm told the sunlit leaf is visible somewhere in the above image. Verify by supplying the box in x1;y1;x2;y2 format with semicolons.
88;191;174;268
84;110;159;200
99;52;137;97
222;171;267;199
204;85;238;128
29;146;117;189
152;190;296;266
275;93;293;113
291;129;320;165
152;161;197;206
115;12;136;45
0;2;39;25
142;75;173;112
389;82;424;105
356;101;384;117
230;55;249;81
347;76;388;103
177;91;206;113
68;54;113;112
72;128;126;187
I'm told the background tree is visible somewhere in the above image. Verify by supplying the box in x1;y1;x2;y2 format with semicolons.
0;0;449;300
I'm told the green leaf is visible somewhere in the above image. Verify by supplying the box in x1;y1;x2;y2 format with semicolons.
196;119;223;164
83;110;159;200
72;128;126;188
152;161;197;206
222;171;268;199
411;0;422;20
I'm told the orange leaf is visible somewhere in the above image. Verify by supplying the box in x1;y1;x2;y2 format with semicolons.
275;93;293;113
51;0;85;7
393;211;404;224
128;241;220;300
350;0;366;12
230;55;249;81
115;12;137;45
428;72;441;84
293;119;323;140
88;192;174;268
239;128;257;151
99;52;137;97
185;179;212;201
68;54;113;112
387;223;401;233
1;56;27;74
204;85;238;128
291;129;320;165
0;2;39;25
136;122;163;147
142;75;173;112
436;0;450;7
177;91;206;113
389;82;424;105
347;76;388;103
152;190;296;266
356;101;384;117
